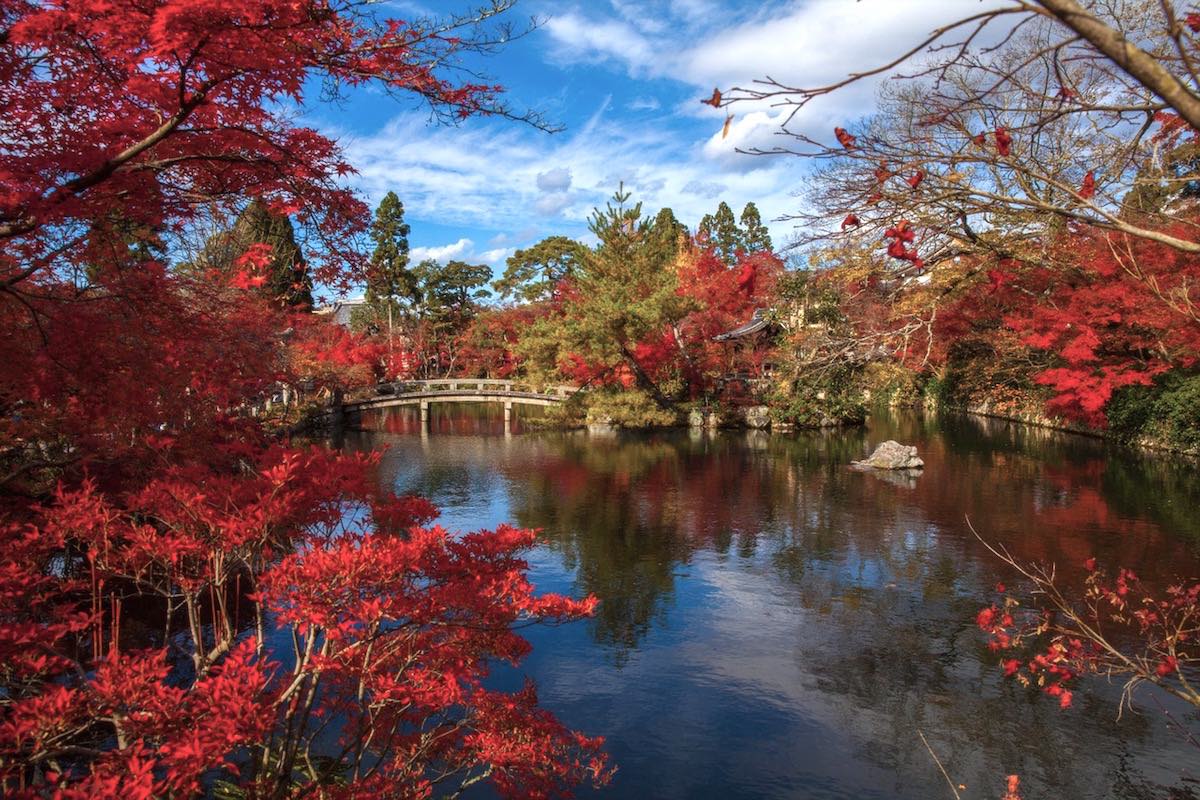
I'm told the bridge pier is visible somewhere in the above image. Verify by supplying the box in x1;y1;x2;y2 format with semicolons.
503;400;513;435
419;400;429;433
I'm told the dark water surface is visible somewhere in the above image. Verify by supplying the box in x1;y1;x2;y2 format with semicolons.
344;405;1200;799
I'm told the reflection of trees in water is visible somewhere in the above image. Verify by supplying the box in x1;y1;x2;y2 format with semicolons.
501;436;689;662
489;420;1200;796
356;413;1200;797
502;422;1200;662
754;509;1193;799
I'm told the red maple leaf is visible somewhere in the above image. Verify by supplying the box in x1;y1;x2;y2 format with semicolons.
1079;170;1096;200
995;127;1013;156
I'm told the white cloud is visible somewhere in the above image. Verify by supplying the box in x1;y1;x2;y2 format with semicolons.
479;247;514;265
548;0;1010;138
536;166;573;193
406;240;511;270
627;96;662;112
534;192;574;216
682;179;727;200
344;110;802;245
542;14;655;74
409;237;473;263
337;0;1012;258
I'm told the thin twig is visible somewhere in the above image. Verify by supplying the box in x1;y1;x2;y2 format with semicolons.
918;729;962;800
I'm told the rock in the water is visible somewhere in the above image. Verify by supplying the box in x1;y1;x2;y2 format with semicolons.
853;440;924;470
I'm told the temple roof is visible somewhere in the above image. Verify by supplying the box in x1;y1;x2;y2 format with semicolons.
713;308;770;341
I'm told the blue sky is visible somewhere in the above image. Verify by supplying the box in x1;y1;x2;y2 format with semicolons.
305;0;979;282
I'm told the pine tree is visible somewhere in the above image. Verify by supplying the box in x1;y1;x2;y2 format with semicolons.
739;202;773;253
494;236;588;302
196;200;313;309
517;184;690;406
366;192;415;305
645;207;690;264
239;202;313;310
365;192;415;373
698;201;740;263
83;205;166;283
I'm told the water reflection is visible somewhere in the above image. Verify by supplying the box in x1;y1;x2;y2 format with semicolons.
343;409;1200;800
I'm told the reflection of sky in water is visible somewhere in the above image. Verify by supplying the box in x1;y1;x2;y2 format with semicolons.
342;410;1200;800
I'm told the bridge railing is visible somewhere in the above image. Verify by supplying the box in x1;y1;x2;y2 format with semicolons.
373;379;578;398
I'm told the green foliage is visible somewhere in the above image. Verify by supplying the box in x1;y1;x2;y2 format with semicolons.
237;200;313;309
1151;377;1200;450
861;362;919;407
524;394;588;430
192;200;313;309
931;337;1040;409
698;201;773;263
738;202;773;253
494;235;588;302
366;191;416;306
516;184;691;406
645;207;689;264
84;204;166;282
415;258;492;322
698;201;740;263
1108;372;1200;451
585;389;680;429
769;366;866;427
770;269;844;328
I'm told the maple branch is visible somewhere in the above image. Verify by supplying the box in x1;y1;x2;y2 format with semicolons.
1036;0;1200;129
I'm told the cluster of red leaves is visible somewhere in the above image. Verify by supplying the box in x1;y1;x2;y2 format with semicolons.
1;1;612;795
286;311;386;394
924;221;1200;427
0;0;509;290
995;127;1013;156
549;247;781;400
883;220;923;269
2;641;273;800
0;266;285;492
458;305;546;379
0;441;609;796
978;559;1200;713
670;249;782;398
1002;225;1200;427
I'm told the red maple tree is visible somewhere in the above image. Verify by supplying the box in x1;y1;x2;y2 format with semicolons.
0;2;610;797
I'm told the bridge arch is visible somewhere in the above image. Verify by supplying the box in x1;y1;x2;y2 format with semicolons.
338;379;579;432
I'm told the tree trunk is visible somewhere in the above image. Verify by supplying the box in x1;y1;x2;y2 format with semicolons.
620;345;672;408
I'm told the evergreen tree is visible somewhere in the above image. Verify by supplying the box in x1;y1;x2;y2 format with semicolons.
418;259;493;320
494;236;588;302
739;202;773;253
645;207;690;265
83;205;166;283
364;192;415;371
366;192;416;306
409;258;492;377
195;200;313;309
517;184;690;406
697;201;740;263
237;200;312;309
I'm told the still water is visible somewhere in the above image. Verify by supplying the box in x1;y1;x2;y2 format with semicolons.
344;405;1200;799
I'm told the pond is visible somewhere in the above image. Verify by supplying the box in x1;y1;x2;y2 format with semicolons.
342;405;1200;800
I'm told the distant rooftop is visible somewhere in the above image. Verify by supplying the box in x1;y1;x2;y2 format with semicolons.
714;309;770;341
315;297;366;327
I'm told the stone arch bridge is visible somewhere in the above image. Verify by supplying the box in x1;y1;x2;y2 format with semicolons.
336;379;579;432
